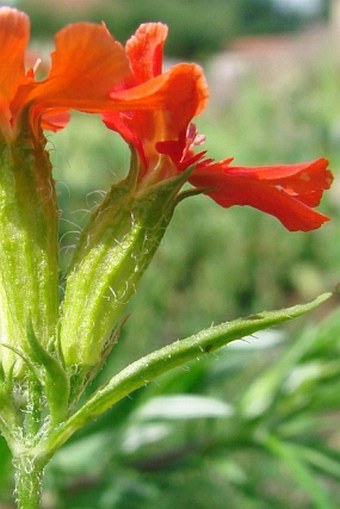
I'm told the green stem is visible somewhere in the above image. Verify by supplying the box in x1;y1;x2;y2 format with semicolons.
13;453;44;509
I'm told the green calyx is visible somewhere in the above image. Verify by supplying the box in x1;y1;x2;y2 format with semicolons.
59;155;190;370
0;125;59;377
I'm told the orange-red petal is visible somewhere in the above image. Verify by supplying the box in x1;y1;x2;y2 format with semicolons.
125;23;168;82
0;8;28;101
0;8;29;130
104;63;208;174
11;22;130;130
110;63;208;116
190;158;332;231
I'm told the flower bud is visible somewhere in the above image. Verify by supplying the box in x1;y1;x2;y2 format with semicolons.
59;157;189;369
0;124;59;376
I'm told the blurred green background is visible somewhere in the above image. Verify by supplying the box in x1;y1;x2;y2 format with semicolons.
2;0;340;508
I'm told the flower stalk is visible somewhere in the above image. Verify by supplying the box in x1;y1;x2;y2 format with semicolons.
13;453;45;509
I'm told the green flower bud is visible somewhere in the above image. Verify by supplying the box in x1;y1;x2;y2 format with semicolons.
59;156;190;370
0;124;59;376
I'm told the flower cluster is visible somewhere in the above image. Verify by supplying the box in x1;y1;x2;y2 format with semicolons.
0;7;332;229
103;23;333;232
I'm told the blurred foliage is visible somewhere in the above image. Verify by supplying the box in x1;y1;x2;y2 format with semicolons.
13;0;328;58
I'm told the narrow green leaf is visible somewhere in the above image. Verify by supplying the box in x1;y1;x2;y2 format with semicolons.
27;321;70;425
289;443;340;480
239;312;335;419
263;434;336;509
42;292;331;460
134;394;233;420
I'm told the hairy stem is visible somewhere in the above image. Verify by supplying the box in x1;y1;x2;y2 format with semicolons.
13;453;45;509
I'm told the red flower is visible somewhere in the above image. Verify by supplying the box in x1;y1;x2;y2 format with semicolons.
1;7;207;151
104;23;332;232
4;9;331;231
1;7;136;139
103;23;209;182
1;7;159;138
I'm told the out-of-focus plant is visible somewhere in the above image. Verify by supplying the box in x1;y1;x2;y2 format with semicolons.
16;0;321;58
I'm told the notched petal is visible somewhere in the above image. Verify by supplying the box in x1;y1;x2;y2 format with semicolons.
0;7;29;101
126;22;168;82
190;158;333;232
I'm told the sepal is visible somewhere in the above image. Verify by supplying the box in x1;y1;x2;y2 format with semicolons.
68;316;128;407
0;363;19;442
26;321;70;425
59;159;191;369
0;124;59;376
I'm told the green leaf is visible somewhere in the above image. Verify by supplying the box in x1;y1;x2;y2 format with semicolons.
42;292;331;460
134;394;233;420
263;434;336;509
239;317;334;419
27;321;69;425
289;443;340;481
